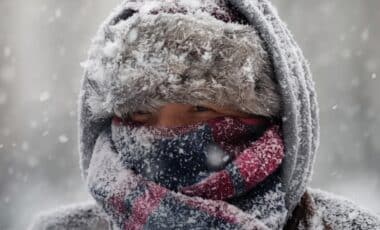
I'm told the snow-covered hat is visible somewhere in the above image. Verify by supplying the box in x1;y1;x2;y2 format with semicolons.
81;0;281;119
78;0;320;218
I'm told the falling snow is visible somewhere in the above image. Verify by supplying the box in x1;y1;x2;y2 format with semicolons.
39;91;51;102
2;1;380;230
29;120;38;129
0;92;7;105
55;8;62;18
21;141;30;151
3;46;11;57
361;28;369;42
58;135;69;143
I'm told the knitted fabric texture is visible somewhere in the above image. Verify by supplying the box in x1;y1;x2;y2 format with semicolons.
87;117;286;229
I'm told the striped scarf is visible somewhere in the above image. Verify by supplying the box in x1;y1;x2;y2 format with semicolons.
87;116;287;229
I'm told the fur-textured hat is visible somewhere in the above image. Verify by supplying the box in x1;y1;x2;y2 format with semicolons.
82;0;281;119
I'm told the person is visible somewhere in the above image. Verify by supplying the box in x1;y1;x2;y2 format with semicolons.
29;0;380;229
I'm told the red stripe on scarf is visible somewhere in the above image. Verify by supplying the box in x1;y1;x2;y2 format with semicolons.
180;126;284;200
108;191;128;215
207;116;271;157
123;183;168;230
207;117;270;143
235;126;284;189
180;170;235;200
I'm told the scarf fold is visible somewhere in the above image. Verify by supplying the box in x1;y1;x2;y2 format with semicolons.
87;117;288;229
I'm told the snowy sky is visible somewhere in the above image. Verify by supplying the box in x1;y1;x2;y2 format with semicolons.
0;0;379;229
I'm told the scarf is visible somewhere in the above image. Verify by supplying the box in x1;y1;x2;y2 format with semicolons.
87;116;288;229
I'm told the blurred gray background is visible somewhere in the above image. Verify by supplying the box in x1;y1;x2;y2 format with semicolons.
0;0;379;229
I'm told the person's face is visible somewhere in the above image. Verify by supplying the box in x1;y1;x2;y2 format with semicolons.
130;103;252;127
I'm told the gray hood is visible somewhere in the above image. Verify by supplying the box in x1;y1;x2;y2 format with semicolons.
78;0;320;217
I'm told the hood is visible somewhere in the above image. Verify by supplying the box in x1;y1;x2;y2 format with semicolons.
78;0;320;216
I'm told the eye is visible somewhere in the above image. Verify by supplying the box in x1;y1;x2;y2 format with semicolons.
130;110;153;123
134;110;151;115
194;105;212;112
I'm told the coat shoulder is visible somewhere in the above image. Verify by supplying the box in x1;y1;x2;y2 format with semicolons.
308;188;380;229
28;201;110;230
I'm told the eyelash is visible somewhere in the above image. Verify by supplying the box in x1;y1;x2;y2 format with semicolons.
194;106;212;112
134;111;151;115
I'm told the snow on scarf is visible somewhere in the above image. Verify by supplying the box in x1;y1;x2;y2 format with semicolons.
87;116;287;229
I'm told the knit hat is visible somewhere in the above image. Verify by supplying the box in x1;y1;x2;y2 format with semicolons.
81;0;281;120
